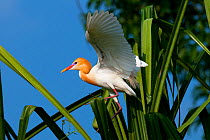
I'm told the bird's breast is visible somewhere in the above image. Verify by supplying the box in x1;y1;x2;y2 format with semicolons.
79;72;98;86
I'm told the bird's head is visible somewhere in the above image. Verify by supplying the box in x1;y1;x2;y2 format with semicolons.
61;58;92;74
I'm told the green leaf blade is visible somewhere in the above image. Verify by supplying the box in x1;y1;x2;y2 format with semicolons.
17;105;37;140
178;95;210;132
0;46;90;139
204;0;210;28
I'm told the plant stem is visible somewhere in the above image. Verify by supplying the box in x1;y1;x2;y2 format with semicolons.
153;0;189;112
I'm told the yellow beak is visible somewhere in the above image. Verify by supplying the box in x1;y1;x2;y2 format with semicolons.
60;68;68;73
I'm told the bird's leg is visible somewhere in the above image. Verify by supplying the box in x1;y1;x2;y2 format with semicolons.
104;89;119;99
104;89;122;119
111;102;122;119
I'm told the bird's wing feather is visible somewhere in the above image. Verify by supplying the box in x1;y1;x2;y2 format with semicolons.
86;10;137;79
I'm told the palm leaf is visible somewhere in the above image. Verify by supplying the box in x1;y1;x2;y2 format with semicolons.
152;0;189;112
0;46;90;139
145;113;162;140
169;51;206;120
4;120;17;139
176;57;210;90
126;95;148;140
18;106;69;140
107;98;128;139
34;107;69;140
199;108;210;140
156;113;182;139
177;94;210;132
179;107;198;137
141;18;153;102
25;89;102;139
204;0;210;28
17;105;37;140
157;19;210;55
140;5;159;107
90;98;116;140
90;89;128;140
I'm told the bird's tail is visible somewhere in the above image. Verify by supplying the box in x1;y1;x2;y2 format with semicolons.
135;55;148;67
128;56;148;89
127;72;139;89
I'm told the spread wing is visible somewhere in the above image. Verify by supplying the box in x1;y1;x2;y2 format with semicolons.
86;10;146;79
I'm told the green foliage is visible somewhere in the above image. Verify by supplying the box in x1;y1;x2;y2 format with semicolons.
0;46;91;139
91;98;116;140
86;0;210;139
87;0;210;109
17;106;37;140
25;89;102;139
177;95;210;133
204;0;210;28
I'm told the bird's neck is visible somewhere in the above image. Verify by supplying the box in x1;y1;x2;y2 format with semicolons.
78;62;98;86
79;68;98;86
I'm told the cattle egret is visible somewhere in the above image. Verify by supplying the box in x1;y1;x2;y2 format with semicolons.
61;10;148;118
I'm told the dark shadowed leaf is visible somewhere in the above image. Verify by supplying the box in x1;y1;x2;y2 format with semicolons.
4;120;17;140
145;113;162;140
25;89;102;139
199;108;210;140
90;98;116;140
0;72;5;140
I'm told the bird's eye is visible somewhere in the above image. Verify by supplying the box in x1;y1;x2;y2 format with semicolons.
73;62;78;65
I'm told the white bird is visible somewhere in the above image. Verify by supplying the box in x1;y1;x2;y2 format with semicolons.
61;10;148;118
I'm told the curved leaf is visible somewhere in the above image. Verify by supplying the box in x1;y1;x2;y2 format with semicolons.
25;89;102;139
145;114;162;140
176;57;210;90
157;19;210;55
34;107;69;140
199;108;210;140
17;105;37;140
153;0;189;112
204;0;210;28
169;51;206;121
0;46;90;139
177;94;210;132
156;113;181;139
4;120;17;139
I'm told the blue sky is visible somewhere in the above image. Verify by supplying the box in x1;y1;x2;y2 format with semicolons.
0;0;204;139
